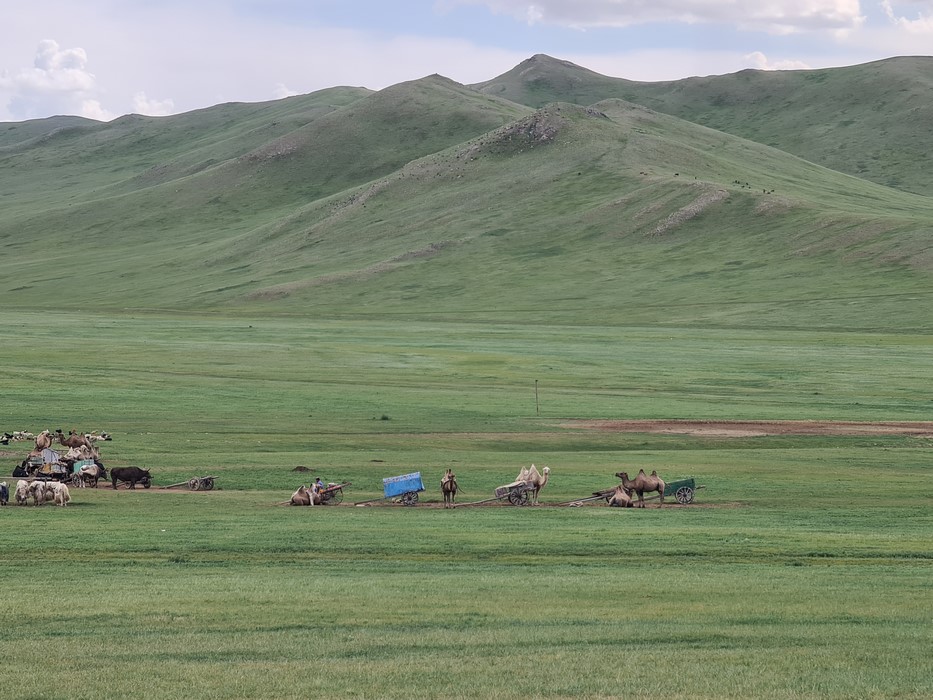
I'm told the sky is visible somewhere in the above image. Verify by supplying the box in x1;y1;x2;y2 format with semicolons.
1;0;931;122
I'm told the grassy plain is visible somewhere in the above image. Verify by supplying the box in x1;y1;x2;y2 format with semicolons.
1;312;931;699
3;56;933;698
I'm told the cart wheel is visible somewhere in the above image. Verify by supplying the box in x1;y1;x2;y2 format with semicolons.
328;488;343;505
508;489;530;506
202;477;214;491
401;491;419;506
143;479;152;489
675;486;694;504
188;478;201;491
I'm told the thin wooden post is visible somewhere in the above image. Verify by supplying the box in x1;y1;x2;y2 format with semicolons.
535;379;539;416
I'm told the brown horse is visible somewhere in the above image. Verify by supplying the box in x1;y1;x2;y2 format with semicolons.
616;469;665;508
441;469;458;508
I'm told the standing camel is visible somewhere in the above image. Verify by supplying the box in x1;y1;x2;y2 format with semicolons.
440;469;458;508
516;464;550;505
56;429;93;451
616;469;665;508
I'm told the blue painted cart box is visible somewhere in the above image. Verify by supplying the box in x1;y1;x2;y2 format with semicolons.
383;472;424;498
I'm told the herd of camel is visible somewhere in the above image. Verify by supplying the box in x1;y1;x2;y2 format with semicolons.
9;429;111;486
291;464;666;508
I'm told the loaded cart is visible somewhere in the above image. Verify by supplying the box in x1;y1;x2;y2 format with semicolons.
494;480;535;506
382;471;425;506
458;479;537;507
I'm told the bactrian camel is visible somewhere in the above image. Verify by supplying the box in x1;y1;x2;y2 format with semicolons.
56;429;93;451
290;485;321;506
615;469;665;508
516;464;550;505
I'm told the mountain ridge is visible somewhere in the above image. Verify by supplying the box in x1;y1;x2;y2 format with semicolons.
473;53;933;195
1;58;932;330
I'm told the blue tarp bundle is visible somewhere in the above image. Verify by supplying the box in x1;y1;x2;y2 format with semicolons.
383;472;424;498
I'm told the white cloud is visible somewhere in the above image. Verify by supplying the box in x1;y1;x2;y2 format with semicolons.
743;51;812;70
881;0;933;32
1;1;924;123
80;99;115;121
454;0;866;34
132;92;175;117
272;83;300;100
0;39;121;120
0;39;97;118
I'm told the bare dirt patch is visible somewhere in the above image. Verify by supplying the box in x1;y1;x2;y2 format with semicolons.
561;419;933;438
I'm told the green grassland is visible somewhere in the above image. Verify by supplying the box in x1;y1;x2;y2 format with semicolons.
1;314;931;699
1;56;932;698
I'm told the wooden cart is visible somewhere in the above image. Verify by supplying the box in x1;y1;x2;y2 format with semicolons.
318;481;350;505
494;480;535;506
163;475;217;491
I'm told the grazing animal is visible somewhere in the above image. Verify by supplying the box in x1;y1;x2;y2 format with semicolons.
2;431;33;446
28;480;48;506
515;464;550;505
440;469;458;508
47;481;71;506
0;481;8;505
110;466;152;489
616;469;666;508
84;431;112;443
290;485;320;506
76;461;107;488
14;480;31;505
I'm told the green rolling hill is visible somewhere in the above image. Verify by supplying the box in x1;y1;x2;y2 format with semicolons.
1;58;931;330
474;54;933;195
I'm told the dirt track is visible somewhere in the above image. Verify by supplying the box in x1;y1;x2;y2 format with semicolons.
562;419;933;438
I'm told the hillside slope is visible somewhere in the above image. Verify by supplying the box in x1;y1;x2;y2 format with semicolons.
2;86;931;330
473;54;933;195
214;100;933;330
0;115;98;147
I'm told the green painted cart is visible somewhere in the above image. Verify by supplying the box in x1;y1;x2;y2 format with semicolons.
664;477;700;504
